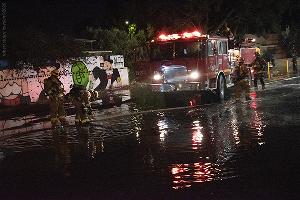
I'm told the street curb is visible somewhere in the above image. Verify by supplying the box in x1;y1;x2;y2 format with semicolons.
265;75;300;85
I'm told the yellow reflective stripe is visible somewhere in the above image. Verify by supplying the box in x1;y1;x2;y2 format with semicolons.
51;118;60;122
81;118;90;123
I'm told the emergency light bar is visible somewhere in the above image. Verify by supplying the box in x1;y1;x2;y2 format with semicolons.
157;31;203;41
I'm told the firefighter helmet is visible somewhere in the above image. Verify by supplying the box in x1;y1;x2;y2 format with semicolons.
238;57;245;64
51;69;59;77
255;52;261;58
255;48;261;55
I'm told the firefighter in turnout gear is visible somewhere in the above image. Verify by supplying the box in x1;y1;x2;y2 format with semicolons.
252;52;266;90
44;69;68;127
233;57;251;101
68;85;91;125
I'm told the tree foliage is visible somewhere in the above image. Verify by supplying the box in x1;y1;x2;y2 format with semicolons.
120;0;298;36
86;25;151;64
6;0;300;70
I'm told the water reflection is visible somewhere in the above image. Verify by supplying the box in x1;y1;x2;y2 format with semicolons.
170;162;220;189
156;113;179;146
0;115;51;137
131;115;142;144
0;96;268;192
165;97;267;189
230;109;241;145
76;126;104;159
192;120;203;150
52;132;72;177
51;126;105;177
158;117;168;144
250;91;266;146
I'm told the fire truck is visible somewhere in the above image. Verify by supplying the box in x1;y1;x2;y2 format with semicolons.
134;30;234;100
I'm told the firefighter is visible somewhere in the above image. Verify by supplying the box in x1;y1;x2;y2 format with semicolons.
233;57;251;101
252;52;266;90
68;85;91;125
223;24;235;49
44;69;68;127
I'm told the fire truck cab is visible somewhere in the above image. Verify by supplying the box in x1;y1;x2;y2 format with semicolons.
135;30;234;100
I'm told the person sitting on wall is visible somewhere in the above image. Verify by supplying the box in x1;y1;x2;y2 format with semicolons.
104;59;121;88
92;58;121;90
92;62;108;91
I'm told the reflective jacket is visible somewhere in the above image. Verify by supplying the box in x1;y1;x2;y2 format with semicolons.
252;56;267;74
233;63;249;83
44;76;64;97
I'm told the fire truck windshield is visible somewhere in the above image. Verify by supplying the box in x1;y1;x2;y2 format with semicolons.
150;41;205;61
150;42;174;61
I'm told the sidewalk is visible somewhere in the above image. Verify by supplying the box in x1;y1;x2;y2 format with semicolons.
1;76;299;139
0;72;298;119
0;103;49;120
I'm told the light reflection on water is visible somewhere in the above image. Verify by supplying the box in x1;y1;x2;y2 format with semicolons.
164;98;267;189
250;92;266;146
170;162;220;189
0;99;268;190
192;120;203;150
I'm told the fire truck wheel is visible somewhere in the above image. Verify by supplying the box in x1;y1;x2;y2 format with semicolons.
217;75;226;101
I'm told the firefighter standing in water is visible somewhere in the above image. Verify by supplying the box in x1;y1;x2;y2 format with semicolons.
252;52;266;90
68;85;92;125
44;69;68;127
233;57;251;101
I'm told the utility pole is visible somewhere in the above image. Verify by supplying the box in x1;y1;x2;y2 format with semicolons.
291;42;298;74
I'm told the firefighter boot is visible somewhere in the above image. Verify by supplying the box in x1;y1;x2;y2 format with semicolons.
51;118;61;128
81;117;91;126
75;115;81;126
59;117;69;126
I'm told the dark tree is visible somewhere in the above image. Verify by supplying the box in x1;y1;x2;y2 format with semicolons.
8;27;85;68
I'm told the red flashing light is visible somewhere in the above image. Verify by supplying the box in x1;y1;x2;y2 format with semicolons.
192;31;201;37
183;32;193;38
157;30;202;41
158;34;168;41
189;99;197;107
169;34;181;40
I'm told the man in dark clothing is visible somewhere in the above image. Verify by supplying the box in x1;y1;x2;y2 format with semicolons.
252;52;266;90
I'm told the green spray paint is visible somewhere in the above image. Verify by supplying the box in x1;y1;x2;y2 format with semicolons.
71;61;89;87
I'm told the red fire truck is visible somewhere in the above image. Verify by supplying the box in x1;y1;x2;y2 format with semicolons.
134;30;234;100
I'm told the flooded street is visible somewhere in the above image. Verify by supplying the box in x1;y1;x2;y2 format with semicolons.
1;78;300;199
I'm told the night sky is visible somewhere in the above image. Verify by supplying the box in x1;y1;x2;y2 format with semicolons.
8;0;196;35
6;0;300;36
9;0;133;34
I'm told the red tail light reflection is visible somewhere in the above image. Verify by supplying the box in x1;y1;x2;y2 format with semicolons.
170;162;216;189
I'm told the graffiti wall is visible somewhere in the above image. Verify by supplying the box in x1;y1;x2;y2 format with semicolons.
0;55;129;106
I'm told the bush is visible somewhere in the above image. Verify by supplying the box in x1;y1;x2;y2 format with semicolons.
130;83;166;110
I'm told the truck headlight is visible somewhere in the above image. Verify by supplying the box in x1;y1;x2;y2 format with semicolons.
153;73;162;81
190;71;200;80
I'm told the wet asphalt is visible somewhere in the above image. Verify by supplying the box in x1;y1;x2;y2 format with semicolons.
0;77;300;200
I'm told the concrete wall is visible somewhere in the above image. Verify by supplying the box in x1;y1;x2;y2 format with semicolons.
0;55;129;106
